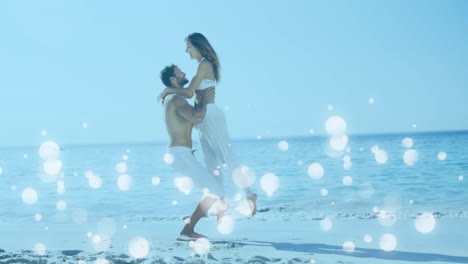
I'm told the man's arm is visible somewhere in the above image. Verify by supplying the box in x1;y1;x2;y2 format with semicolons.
173;95;207;124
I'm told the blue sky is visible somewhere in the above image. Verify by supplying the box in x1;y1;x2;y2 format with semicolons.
1;0;467;147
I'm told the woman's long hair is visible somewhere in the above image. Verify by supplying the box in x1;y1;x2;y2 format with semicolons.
186;33;221;82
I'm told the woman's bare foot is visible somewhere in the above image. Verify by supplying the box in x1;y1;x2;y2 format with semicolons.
217;202;230;223
247;193;257;216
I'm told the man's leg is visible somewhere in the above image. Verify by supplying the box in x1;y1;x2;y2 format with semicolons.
167;147;226;238
180;195;218;238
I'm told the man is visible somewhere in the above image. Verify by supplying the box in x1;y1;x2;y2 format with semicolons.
160;64;227;240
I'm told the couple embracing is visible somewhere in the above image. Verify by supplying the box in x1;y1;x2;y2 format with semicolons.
158;33;257;240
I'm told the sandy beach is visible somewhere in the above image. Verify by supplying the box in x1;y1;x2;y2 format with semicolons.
1;215;467;264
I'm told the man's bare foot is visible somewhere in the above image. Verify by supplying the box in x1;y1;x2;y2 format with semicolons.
217;202;230;223
178;231;208;241
247;193;257;216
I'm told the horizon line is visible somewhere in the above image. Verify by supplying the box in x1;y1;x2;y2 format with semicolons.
1;129;467;150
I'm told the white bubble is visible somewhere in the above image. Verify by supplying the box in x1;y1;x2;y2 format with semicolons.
82;122;88;129
308;163;324;179
260;173;280;197
277;141;288;151
309;129;315;134
123;225;127;229
152;177;161;185
57;181;66;195
343;155;351;163
325;116;347;135
371;145;380;153
320;188;328;196
74;172;78;176
174;177;193;195
126;149;131;153
328;104;334;111
115;162;127;174
343;161;352;170
41;129;47;136
56;200;67;210
128;237;150;259
163;153;174;164
369;97;375;104
403;149;419;166
87;232;93;238
402;137;413;148
257;136;262;140
34;213;42;221
342;241;355;253
375;149;388;164
193;238;211;255
22;188;38;204
43;160;62;175
0;167;2;175
413;124;417;128
24;154;28;158
415;212;436;233
409;200;414;204
364;234;373;243
122;155;128;161
437;152;447;161
10;185;17;191
78;260;86;264
232;166;256;189
235;199;255;216
172;200;178;205
380;234;397;252
330;134;348;151
342;176;353;186
377;210;397;226
225;106;230;111
91;234;111;252
320;218;333;231
459;175;464;181
39;141;61;160
88;174;102;189
217;216;234;234
310;259;316;263
117;174;132;191
45;226;48;230
95;259;109;264
73;209;88;224
34;243;46;256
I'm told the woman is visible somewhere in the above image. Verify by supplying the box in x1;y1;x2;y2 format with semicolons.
159;33;257;215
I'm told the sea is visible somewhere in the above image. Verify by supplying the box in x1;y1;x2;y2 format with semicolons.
0;131;467;229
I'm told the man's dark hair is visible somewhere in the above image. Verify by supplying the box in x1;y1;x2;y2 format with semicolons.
160;64;177;87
